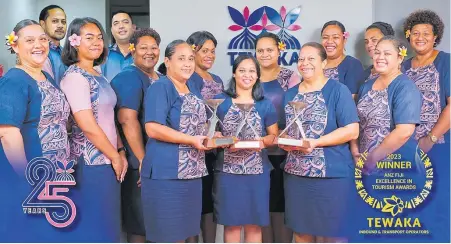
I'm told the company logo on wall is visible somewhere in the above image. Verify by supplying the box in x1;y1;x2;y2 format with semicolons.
227;6;302;66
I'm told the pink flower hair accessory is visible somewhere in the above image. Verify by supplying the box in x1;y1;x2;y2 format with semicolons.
343;31;350;39
68;33;81;47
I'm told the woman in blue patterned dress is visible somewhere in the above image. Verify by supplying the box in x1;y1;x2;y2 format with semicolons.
321;20;364;97
214;54;278;243
60;17;127;242
280;42;359;242
402;10;450;242
362;22;395;83
111;27;161;243
186;31;224;243
141;40;213;242
351;36;422;242
0;19;72;242
254;32;300;243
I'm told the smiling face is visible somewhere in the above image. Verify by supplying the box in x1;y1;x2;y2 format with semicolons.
409;23;437;55
256;37;279;68
234;58;258;91
373;40;403;75
321;25;346;59
111;13;134;43
41;8;67;41
365;28;385;58
195;39;216;70
165;43;195;81
12;24;49;68
133;36;160;72
297;45;326;80
77;23;104;62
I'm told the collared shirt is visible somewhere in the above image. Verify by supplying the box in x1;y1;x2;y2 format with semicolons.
42;41;67;86
101;43;134;81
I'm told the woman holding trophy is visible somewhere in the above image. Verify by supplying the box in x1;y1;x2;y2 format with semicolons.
141;40;212;242
279;42;359;242
213;54;278;243
186;31;224;243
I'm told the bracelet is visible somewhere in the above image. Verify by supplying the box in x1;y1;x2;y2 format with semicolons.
118;147;126;153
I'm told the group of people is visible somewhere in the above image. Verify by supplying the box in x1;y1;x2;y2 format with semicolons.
0;4;449;243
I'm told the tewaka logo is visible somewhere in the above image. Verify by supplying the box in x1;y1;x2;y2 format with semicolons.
227;5;302;66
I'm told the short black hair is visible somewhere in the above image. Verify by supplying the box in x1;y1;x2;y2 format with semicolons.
404;9;444;47
367;21;395;36
111;10;133;23
186;31;217;50
39;5;65;22
255;32;281;49
130;28;161;46
224;54;264;101
61;17;108;66
8;19;39;54
321;20;346;35
301;42;327;61
165;39;188;59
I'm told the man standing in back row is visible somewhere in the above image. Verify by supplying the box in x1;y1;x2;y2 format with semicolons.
102;10;135;81
40;4;67;85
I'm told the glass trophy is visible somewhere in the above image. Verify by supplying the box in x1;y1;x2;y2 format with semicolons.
277;101;311;148
203;99;237;148
233;103;262;149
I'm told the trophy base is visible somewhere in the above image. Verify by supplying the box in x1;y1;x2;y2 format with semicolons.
233;140;261;149
204;137;237;148
277;138;310;148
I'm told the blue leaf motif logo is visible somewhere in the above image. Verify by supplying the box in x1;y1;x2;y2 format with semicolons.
263;6;302;50
228;6;264;49
228;5;302;51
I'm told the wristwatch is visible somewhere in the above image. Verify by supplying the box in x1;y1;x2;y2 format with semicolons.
118;147;127;153
428;132;438;144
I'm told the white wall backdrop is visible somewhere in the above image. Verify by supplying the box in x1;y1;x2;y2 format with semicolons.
0;0;448;74
0;0;36;69
35;0;107;42
150;0;373;85
372;0;450;66
0;0;106;71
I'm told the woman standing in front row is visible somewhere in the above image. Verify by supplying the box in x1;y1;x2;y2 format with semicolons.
60;17;127;242
254;32;299;243
141;40;212;243
186;30;224;243
111;27;161;243
281;42;359;243
321;20;364;97
214;54;278;243
0;19;71;242
350;36;422;243
402;10;450;242
352;36;421;173
362;22;395;82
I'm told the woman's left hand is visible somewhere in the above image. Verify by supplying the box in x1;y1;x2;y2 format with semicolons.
298;138;319;154
418;136;434;154
362;153;377;175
